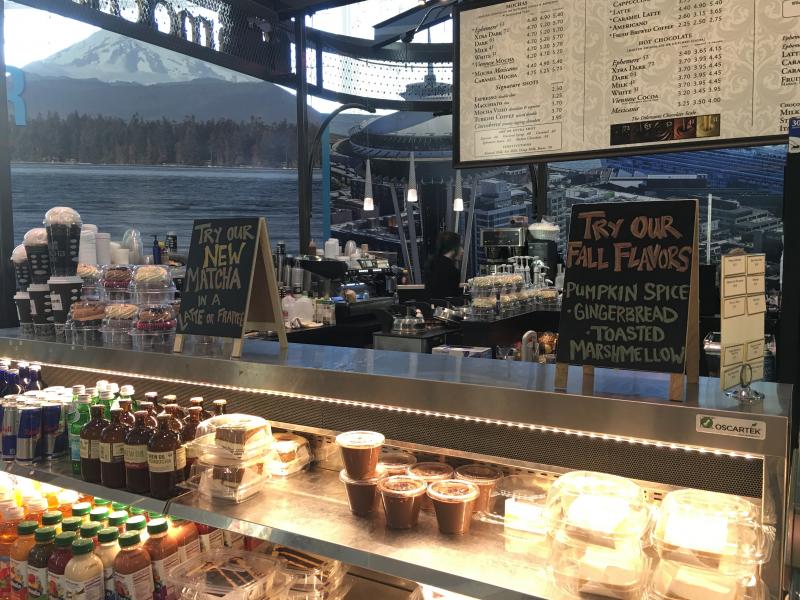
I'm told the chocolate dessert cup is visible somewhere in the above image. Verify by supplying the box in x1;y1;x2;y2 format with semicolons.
455;464;503;513
339;469;383;516
336;431;384;480
407;462;454;511
378;476;427;530
428;479;479;535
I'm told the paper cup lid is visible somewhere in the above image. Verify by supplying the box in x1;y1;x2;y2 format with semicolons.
27;284;50;292
47;276;83;285
44;206;82;226
14;292;30;300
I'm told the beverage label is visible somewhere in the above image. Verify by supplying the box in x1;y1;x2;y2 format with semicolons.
222;531;243;549
79;439;90;459
123;445;148;469
51;295;63;312
99;443;124;464
47;570;65;600
114;566;153;600
0;555;10;595
90;440;101;459
199;530;223;553
69;434;81;462
174;447;186;471
147;451;176;474
151;554;180;600
177;538;201;564
102;566;115;600
65;572;103;600
10;557;27;599
27;565;48;600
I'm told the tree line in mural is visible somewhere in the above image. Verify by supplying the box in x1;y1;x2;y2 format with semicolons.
9;113;314;167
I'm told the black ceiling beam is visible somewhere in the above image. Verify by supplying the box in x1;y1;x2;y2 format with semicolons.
270;0;364;18
304;27;453;62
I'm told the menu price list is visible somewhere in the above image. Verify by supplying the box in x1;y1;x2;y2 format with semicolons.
457;0;800;165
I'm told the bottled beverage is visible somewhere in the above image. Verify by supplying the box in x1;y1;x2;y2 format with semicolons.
107;512;127;534
181;407;201;480
56;491;78;520
0;506;24;599
70;504;91;524
162;406;183;433
60;519;81;535
99;409;128;489
143;393;161;415
25;368;43;393
147;415;185;500
152;236;161;265
123;518;148;545
22;498;47;527
46;532;76;600
143;519;179;600
79;523;101;549
63;538;103;600
89;508;109;529
94;528;119;600
118;386;136;412
113;533;153;600
116;401;135;429
166;232;177;254
187;398;210;422
26;526;56;600
9;521;37;600
212;400;226;416
168;519;200;564
69;395;91;476
4;372;23;396
40;512;62;535
80;406;109;484
98;392;114;420
195;523;222;553
124;412;153;495
136;404;157;430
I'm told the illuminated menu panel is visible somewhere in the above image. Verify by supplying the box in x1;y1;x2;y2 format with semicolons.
456;0;800;165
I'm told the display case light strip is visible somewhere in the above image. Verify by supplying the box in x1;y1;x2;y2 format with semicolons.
39;362;758;461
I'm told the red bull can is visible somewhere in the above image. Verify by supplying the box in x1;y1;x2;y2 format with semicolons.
16;405;42;463
41;401;67;459
1;401;17;461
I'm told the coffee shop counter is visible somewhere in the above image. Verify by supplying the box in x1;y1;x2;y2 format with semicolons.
0;329;793;599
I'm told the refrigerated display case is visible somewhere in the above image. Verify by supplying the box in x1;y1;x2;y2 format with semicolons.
0;329;792;600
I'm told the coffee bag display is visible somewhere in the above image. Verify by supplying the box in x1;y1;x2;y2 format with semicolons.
44;207;83;277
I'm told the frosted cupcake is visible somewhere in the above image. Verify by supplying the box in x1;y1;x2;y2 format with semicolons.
130;265;175;305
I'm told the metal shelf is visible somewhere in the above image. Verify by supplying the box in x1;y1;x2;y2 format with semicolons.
4;459;168;515
168;467;549;600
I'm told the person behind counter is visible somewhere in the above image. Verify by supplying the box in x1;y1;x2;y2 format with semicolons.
424;232;462;300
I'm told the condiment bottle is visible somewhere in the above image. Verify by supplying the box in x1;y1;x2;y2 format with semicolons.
80;406;109;484
79;523;101;548
25;526;56;600
46;532;76;600
64;538;103;600
56;491;79;519
123;517;148;545
41;512;62;535
71;503;91;524
69;395;92;476
118;385;137;412
107;512;127;534
212;400;226;416
143;519;179;600
9;521;37;600
147;415;185;500
89;508;109;529
98;391;115;419
113;533;153;600
195;523;223;553
124;412;153;495
143;392;161;415
0;506;24;599
136;404;158;430
116;400;135;429
181;408;202;480
162;406;183;433
94;528;119;600
100;409;128;489
187;398;211;422
23;498;47;527
60;519;82;535
168;519;200;564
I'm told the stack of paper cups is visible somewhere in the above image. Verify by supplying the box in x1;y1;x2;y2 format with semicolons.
78;230;97;265
95;233;112;265
110;247;130;265
82;224;99;234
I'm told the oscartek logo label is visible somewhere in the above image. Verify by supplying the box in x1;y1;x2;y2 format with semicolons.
696;415;766;440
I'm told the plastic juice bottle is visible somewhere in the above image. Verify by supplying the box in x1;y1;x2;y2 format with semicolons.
69;395;92;476
195;523;222;553
142;519;178;600
167;519;199;564
70;504;91;524
22;499;47;528
79;523;101;549
40;513;62;536
60;520;82;535
0;506;24;599
9;521;37;600
25;526;56;600
123;518;148;545
63;538;103;600
46;532;75;600
56;491;79;520
113;533;153;600
94;528;119;600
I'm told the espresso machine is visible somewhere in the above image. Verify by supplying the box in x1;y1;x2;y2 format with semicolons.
479;228;527;274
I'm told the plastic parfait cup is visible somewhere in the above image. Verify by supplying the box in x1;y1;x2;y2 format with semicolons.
335;431;384;480
455;464;503;514
377;476;427;530
427;479;480;535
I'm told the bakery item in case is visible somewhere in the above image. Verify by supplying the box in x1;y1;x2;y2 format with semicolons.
648;559;763;600
133;265;170;286
270;433;312;476
190;414;272;461
216;422;269;457
102;265;133;289
134;305;177;331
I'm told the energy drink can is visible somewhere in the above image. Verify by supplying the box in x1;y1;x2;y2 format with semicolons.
1;401;17;461
16;405;42;463
41;401;67;459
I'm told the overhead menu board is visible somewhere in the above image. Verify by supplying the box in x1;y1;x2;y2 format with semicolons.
455;0;800;166
555;199;698;375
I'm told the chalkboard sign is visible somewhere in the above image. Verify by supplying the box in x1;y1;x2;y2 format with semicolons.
556;200;698;375
176;217;286;354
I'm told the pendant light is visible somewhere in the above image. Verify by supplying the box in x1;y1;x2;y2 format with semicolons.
407;151;418;203
453;170;464;212
363;159;374;211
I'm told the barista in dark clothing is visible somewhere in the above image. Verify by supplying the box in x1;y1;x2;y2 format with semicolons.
425;231;462;300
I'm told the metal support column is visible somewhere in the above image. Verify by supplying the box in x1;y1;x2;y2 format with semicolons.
295;17;311;254
530;163;549;220
390;184;412;274
460;183;476;284
321;126;330;241
406;187;422;284
0;2;17;327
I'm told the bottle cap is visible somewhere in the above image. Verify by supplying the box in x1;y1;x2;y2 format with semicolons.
98;527;119;544
42;511;63;526
125;515;146;531
111;502;128;512
90;507;109;522
147;518;169;535
71;537;95;555
71;502;91;516
80;522;101;538
55;531;77;548
108;511;128;527
94;498;111;507
62;517;83;532
34;526;56;542
17;521;38;535
118;531;141;548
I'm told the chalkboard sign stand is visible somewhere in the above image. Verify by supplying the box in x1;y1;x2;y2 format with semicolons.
174;217;287;359
554;200;700;402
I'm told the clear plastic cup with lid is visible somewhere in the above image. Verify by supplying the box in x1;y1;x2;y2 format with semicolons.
377;475;427;530
407;462;454;511
484;474;549;558
427;479;480;535
339;468;384;517
335;431;384;480
455;464;503;514
378;451;417;476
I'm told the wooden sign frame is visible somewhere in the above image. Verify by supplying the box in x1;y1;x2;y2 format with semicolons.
554;204;700;402
174;217;287;359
